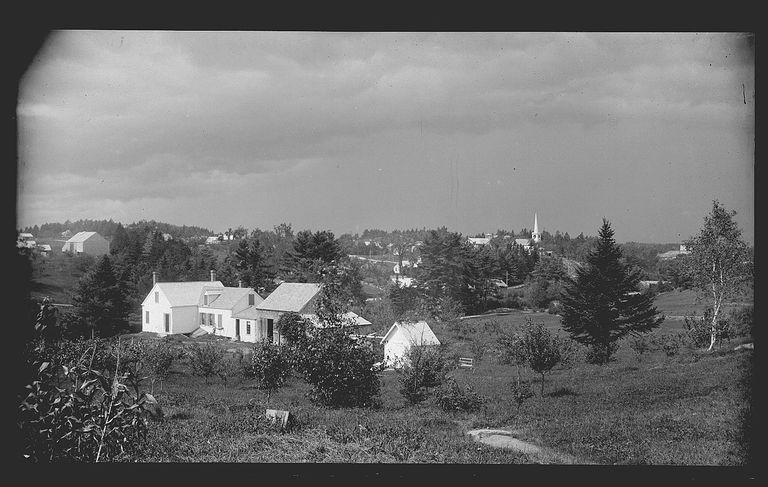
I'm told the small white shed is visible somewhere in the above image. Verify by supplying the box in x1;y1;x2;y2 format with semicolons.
380;321;440;367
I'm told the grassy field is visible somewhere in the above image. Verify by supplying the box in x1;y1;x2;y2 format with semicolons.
122;308;754;465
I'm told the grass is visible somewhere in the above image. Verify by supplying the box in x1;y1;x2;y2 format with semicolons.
120;307;753;464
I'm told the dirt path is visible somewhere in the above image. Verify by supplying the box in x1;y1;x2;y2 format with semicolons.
466;428;588;464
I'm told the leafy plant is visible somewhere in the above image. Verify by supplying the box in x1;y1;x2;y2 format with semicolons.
396;345;449;404
510;376;535;411
436;378;485;412
291;327;380;408
19;336;150;462
243;340;291;406
187;342;225;384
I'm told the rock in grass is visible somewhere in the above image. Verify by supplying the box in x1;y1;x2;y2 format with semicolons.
143;393;164;420
733;343;753;351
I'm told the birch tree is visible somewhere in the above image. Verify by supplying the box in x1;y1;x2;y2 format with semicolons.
683;200;753;351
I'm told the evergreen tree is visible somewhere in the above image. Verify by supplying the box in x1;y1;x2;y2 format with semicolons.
72;255;130;337
559;219;664;364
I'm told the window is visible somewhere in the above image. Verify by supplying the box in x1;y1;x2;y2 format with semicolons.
204;295;208;306
154;292;159;303
246;321;251;334
164;313;170;333
217;314;222;329
200;313;205;325
145;311;149;324
248;294;255;306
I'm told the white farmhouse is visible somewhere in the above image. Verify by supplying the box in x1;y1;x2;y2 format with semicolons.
141;271;264;340
380;321;441;367
61;231;110;256
141;278;372;344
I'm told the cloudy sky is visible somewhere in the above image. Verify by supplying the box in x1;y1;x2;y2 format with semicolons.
17;31;754;243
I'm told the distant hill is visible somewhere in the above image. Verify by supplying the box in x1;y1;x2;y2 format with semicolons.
23;219;213;240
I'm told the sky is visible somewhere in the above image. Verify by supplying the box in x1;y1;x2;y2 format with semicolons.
17;31;754;244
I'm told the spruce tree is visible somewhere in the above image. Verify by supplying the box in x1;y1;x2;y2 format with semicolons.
72;255;130;337
559;219;664;364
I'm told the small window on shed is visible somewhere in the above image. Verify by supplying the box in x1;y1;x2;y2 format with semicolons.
246;321;251;334
248;294;255;306
154;292;159;303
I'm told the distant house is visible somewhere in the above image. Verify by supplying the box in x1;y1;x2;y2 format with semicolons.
37;244;52;257
205;236;221;245
657;244;691;261
17;232;36;249
61;231;110;256
468;237;492;246
380;321;441;367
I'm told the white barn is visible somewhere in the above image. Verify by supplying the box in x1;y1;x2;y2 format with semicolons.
380;321;441;367
61;231;110;256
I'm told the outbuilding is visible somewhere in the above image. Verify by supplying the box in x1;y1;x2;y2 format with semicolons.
380;321;441;367
61;231;110;256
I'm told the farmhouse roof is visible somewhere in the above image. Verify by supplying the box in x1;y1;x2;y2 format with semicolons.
201;286;261;309
468;237;491;246
381;321;440;346
515;238;532;247
153;281;224;307
255;282;322;312
65;231;103;243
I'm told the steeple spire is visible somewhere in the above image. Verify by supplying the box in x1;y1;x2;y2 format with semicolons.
532;213;541;243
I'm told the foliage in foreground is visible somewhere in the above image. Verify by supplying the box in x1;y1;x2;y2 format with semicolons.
19;304;154;462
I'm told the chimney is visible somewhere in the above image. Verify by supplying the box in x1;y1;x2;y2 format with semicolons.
152;271;157;286
210;269;215;282
238;280;242;288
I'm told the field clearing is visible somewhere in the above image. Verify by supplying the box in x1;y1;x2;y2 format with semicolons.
124;307;754;465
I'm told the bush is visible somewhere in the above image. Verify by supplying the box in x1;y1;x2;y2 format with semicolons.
510;376;535;411
728;305;753;338
585;342;619;365
659;334;681;357
498;320;570;394
397;345;449;404
629;334;655;360
292;327;380;408
243;340;291;406
436;378;485;412
187;342;225;384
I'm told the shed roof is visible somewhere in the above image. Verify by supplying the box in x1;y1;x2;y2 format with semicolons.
381;321;440;346
514;238;532;246
256;282;322;312
65;231;103;243
152;281;224;307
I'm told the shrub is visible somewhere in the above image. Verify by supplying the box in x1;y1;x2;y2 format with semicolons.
469;339;487;363
660;334;681;357
292;327;380;408
499;320;570;394
728;305;753;338
396;345;449;404
187;342;225;384
585;342;619;365
436;378;485;412
510;376;535;411
629;334;655;360
243;340;291;406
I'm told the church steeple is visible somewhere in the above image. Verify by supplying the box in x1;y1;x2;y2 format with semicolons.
532;213;541;243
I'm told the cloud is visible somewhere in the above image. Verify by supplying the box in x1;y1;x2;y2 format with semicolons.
17;31;753;243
